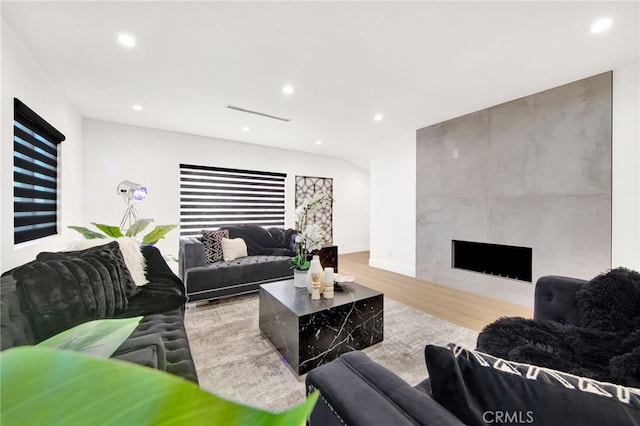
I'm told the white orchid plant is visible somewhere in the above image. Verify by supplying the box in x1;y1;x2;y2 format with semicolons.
291;192;333;270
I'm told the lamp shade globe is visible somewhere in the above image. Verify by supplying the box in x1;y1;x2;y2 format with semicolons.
132;186;147;201
117;180;147;202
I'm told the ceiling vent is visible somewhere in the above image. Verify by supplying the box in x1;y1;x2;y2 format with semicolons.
225;104;291;122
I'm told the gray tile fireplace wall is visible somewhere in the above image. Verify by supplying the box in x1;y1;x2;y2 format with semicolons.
416;72;612;306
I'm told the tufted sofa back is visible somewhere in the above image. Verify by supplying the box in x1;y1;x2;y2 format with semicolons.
222;225;297;256
533;275;587;326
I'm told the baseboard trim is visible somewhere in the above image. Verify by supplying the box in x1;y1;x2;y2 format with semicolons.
339;245;369;254
369;258;416;277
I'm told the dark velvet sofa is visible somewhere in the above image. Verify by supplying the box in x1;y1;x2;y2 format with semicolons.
306;273;640;426
179;225;297;302
1;244;198;383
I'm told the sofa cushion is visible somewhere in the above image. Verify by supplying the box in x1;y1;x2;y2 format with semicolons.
185;255;293;296
13;254;130;341
425;344;640;426
112;333;167;371
38;241;139;298
202;229;229;263
221;237;248;261
128;309;198;383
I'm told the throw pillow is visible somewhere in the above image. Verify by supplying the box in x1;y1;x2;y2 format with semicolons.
69;237;148;287
221;237;248;262
13;256;128;341
41;240;139;297
425;344;640;426
577;267;640;332
202;229;229;263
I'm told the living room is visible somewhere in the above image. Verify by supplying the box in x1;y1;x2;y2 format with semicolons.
1;1;639;424
2;1;639;281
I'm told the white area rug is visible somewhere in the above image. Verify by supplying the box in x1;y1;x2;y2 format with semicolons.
184;293;478;412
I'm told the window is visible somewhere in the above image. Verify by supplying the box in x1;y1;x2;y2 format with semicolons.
179;164;286;237
13;98;65;244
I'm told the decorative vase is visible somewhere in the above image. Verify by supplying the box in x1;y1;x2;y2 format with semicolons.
293;268;307;288
306;255;323;294
323;267;335;299
311;273;322;300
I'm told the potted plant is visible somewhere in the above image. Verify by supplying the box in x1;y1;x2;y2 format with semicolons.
291;193;333;288
290;252;311;288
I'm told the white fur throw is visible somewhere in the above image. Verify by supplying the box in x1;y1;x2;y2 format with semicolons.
69;237;148;286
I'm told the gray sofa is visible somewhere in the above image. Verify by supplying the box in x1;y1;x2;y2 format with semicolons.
179;225;298;302
306;272;640;426
1;244;198;383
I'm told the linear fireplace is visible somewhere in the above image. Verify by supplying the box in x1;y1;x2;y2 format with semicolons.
452;240;532;283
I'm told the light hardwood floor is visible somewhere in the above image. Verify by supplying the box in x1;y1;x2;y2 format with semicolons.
338;251;533;332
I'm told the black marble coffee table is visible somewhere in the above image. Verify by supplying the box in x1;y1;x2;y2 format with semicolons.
258;280;384;375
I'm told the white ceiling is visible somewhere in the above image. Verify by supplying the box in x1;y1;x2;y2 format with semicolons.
2;1;639;169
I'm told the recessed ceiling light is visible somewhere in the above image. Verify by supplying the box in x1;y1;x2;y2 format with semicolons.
132;104;143;111
374;113;383;121
315;140;322;145
242;126;250;132
591;18;612;33
282;85;294;95
118;33;136;47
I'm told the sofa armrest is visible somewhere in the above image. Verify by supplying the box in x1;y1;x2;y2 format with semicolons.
112;332;167;371
306;351;465;426
179;237;206;279
534;275;587;325
1;274;36;350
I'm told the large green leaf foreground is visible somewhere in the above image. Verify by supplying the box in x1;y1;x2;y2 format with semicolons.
1;347;318;426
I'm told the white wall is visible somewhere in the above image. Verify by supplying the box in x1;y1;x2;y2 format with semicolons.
369;131;416;276
1;20;84;271
81;119;370;259
612;62;640;270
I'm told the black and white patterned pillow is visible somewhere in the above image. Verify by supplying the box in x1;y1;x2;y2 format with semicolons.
202;229;229;263
425;344;640;426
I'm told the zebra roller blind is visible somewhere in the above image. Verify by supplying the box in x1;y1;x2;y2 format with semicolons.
179;164;286;237
14;98;65;244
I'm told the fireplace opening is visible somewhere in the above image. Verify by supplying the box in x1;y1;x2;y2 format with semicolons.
452;240;532;283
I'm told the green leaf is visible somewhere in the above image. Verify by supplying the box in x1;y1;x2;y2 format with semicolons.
37;317;142;358
289;255;310;270
1;347;318;426
67;226;107;240
126;219;153;237
91;223;125;238
142;224;177;245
